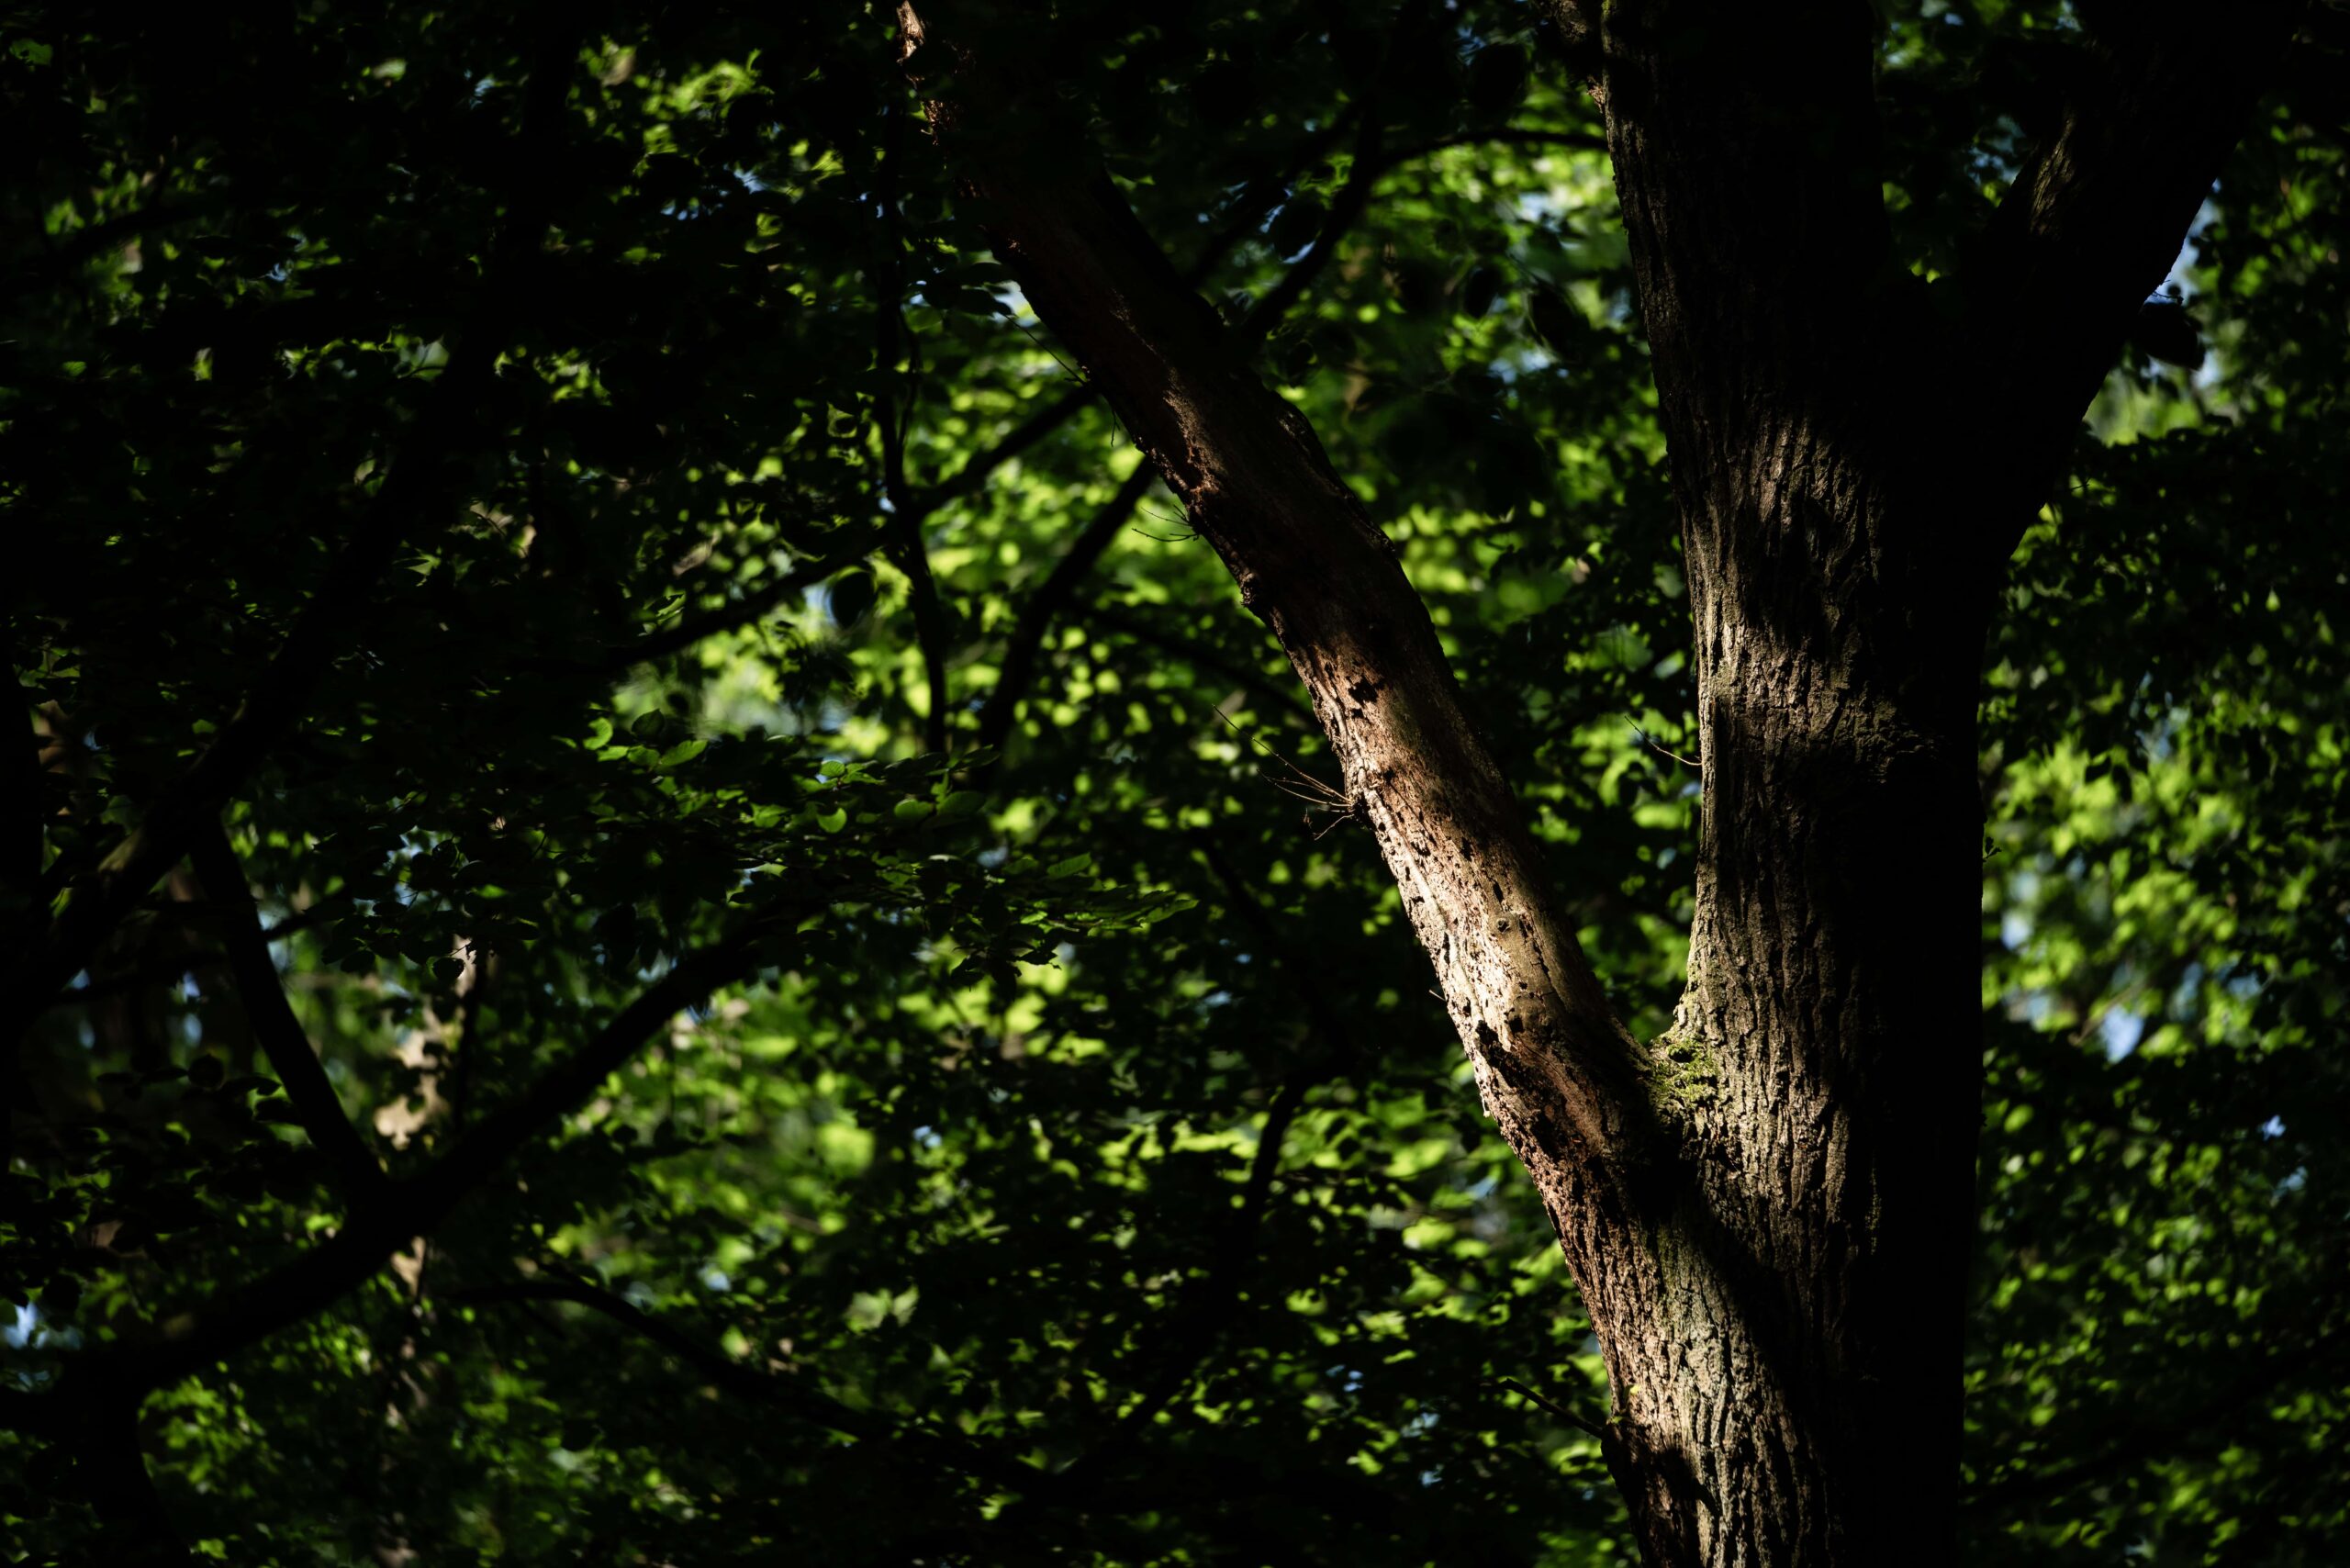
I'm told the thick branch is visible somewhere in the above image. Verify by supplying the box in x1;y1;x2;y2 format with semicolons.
1966;5;2302;542
68;1394;191;1566
1596;3;1891;485
185;823;386;1199
903;6;1649;1197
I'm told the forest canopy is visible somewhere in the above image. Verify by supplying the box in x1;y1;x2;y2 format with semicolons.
3;2;2346;1563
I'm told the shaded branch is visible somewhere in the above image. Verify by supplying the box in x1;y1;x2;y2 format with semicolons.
1084;1062;1321;1458
453;1279;892;1441
1080;604;1317;730
1239;120;1606;353
185;823;386;1199
68;1392;192;1566
1192;834;1364;1070
1173;106;1362;289
0;193;235;306
3;652;40;935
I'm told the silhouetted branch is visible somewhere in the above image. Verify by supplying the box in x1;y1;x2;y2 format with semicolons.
186;823;386;1199
1239;119;1608;351
616;549;866;666
1388;124;1609;162
1968;5;2300;554
1086;1068;1318;1455
71;1393;192;1566
1080;604;1315;728
973;466;1158;757
0;193;235;306
456;1279;888;1437
1237;113;1385;348
914;384;1099;510
74;899;799;1396
1174;106;1366;289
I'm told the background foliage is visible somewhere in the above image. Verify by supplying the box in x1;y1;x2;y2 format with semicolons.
3;2;2344;1562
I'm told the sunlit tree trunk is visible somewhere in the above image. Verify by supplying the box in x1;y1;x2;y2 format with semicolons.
901;0;2297;1559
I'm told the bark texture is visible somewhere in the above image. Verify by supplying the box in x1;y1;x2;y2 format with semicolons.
904;2;2301;1562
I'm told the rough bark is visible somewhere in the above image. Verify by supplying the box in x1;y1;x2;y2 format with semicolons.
1583;7;2299;1561
901;2;2301;1562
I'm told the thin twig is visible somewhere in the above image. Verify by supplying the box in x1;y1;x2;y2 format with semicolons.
1627;721;1701;769
1490;1376;1611;1442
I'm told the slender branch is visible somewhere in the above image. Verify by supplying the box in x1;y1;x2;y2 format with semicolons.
1192;834;1363;1070
185;823;385;1198
913;384;1098;511
74;900;797;1394
1404;125;1610;157
1235;112;1385;349
973;465;1157;756
876;104;955;753
1085;1066;1319;1456
616;547;867;666
1237;118;1610;352
3;652;40;935
1174;106;1365;290
0;193;235;306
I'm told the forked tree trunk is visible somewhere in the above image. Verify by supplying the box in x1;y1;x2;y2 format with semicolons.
899;3;2296;1562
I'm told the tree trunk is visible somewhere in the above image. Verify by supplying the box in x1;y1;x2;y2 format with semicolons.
900;2;2297;1561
